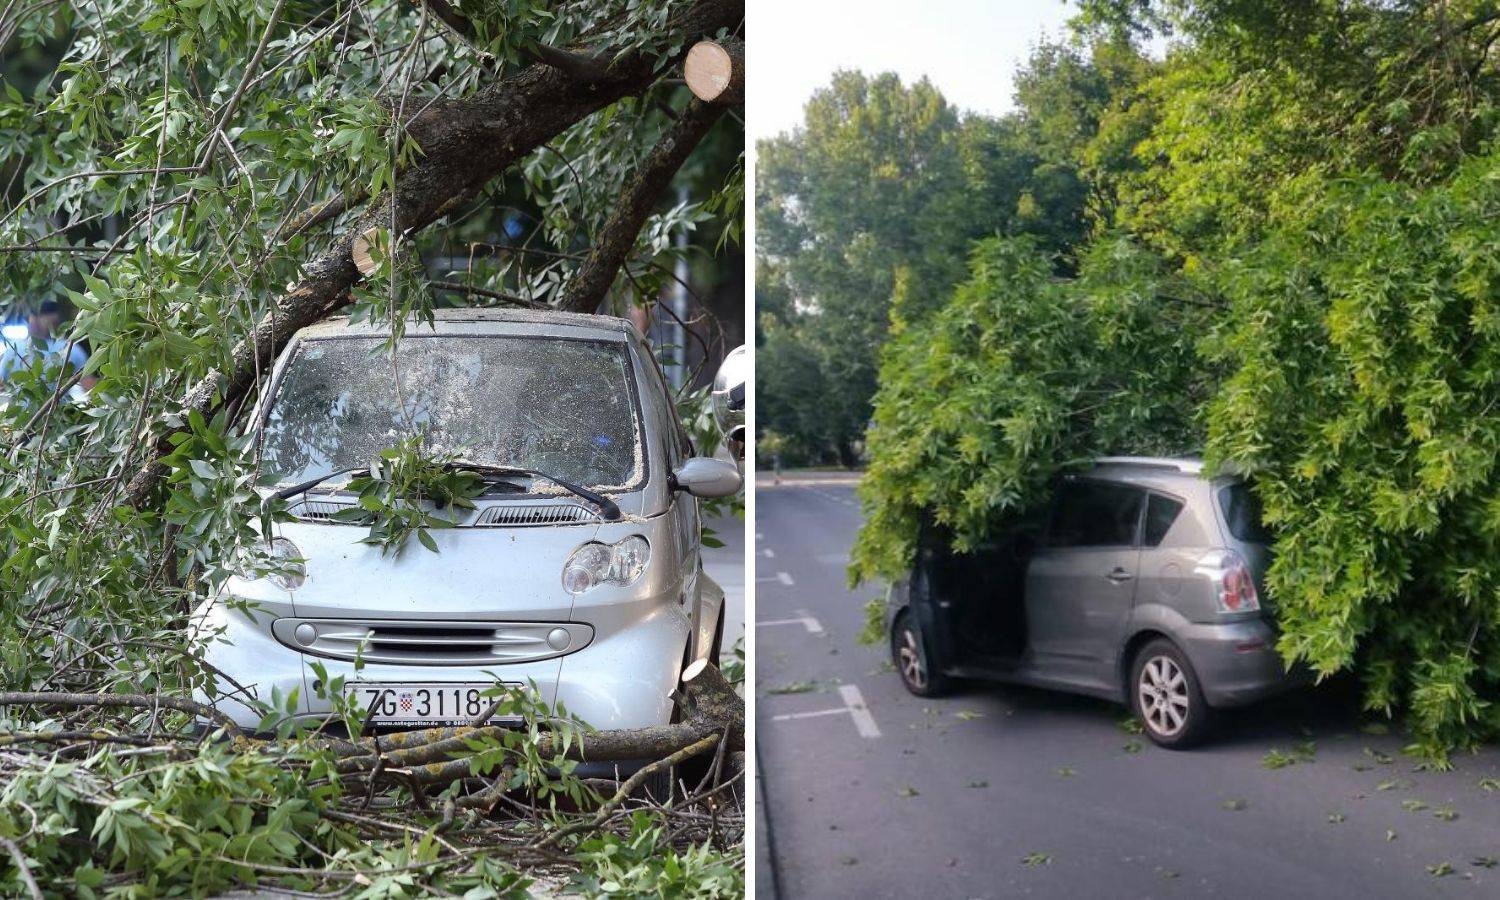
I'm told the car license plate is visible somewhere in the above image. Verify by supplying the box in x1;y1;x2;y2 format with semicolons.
346;683;521;727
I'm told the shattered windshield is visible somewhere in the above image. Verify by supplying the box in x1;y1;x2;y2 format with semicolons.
256;335;644;490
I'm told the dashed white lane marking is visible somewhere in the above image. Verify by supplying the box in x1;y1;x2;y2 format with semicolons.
765;684;882;739
756;612;823;635
762;548;775;558
777;571;794;586
769;708;848;723
839;684;882;738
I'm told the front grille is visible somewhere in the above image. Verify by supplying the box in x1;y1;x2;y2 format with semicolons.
291;499;353;521
474;503;598;526
271;618;593;665
287;499;596;526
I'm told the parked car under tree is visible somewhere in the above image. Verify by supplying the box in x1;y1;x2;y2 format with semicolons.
887;457;1307;748
192;309;742;739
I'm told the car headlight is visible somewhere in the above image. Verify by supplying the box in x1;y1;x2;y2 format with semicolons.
562;535;650;595
266;538;306;591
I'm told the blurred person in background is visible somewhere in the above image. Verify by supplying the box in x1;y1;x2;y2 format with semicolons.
0;300;96;397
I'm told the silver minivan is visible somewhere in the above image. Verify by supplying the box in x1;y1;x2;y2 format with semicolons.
887;456;1305;747
192;308;741;736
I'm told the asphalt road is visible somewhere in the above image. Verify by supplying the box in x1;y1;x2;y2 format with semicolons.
754;473;1500;900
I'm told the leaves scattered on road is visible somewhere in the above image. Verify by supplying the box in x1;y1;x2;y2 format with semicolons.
1021;852;1052;868
1221;798;1248;811
1262;741;1317;769
766;681;818;695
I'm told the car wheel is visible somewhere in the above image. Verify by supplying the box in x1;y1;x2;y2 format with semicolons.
892;610;948;697
1130;638;1212;749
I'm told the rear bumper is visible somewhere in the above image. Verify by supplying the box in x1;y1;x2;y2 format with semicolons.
191;598;688;734
1178;618;1310;708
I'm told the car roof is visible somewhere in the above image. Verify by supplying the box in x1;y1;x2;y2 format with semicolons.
1076;456;1233;494
292;308;636;342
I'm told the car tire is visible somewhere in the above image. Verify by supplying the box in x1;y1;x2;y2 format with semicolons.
1130;638;1213;749
892;610;949;697
709;605;725;668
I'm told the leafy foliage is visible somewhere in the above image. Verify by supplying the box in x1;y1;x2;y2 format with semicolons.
329;436;486;556
755;49;1156;466
850;235;1208;583
1202;157;1500;755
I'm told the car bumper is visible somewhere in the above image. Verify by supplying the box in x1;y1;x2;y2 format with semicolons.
192;599;687;734
1179;618;1310;708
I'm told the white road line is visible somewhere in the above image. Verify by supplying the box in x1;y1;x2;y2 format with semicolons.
756;613;823;635
777;571;794;586
839;684;881;739
769;708;848;723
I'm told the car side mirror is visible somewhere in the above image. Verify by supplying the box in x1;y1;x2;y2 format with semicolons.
711;345;746;462
672;457;742;498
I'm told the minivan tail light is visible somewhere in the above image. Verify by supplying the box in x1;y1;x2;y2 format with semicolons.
1196;549;1260;614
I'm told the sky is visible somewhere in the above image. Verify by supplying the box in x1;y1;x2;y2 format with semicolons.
748;0;1078;140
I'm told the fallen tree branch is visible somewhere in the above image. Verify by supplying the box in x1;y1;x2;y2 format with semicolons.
536;732;721;848
113;0;743;512
0;836;41;900
331;662;743;785
555;98;727;312
684;38;744;106
0;691;242;739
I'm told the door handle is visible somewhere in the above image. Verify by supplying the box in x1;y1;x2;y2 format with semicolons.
1105;567;1133;584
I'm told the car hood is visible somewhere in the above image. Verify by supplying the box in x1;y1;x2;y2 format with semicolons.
263;510;670;620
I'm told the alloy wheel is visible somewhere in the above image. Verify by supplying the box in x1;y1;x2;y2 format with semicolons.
898;626;926;690
1137;654;1189;737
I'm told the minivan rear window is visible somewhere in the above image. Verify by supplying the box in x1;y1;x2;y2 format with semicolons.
1218;483;1272;544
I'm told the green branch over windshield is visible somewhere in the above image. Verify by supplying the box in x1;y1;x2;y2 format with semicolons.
330;437;487;557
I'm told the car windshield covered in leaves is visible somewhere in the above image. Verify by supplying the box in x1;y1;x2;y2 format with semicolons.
256;335;644;490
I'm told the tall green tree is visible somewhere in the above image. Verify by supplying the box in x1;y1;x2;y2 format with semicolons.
757;49;1154;465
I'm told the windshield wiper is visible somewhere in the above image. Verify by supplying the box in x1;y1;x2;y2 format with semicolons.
266;466;366;505
446;460;622;521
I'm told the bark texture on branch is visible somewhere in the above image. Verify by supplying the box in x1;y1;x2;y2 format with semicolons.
0;691;242;738
116;0;743;510
554;98;727;312
684;38;744;106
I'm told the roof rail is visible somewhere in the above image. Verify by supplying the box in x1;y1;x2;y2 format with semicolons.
1091;456;1204;474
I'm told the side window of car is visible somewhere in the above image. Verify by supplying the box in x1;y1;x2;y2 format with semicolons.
1143;493;1185;547
1045;480;1145;548
637;345;683;466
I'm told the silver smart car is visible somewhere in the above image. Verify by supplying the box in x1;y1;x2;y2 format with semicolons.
887;456;1306;748
192;308;741;735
